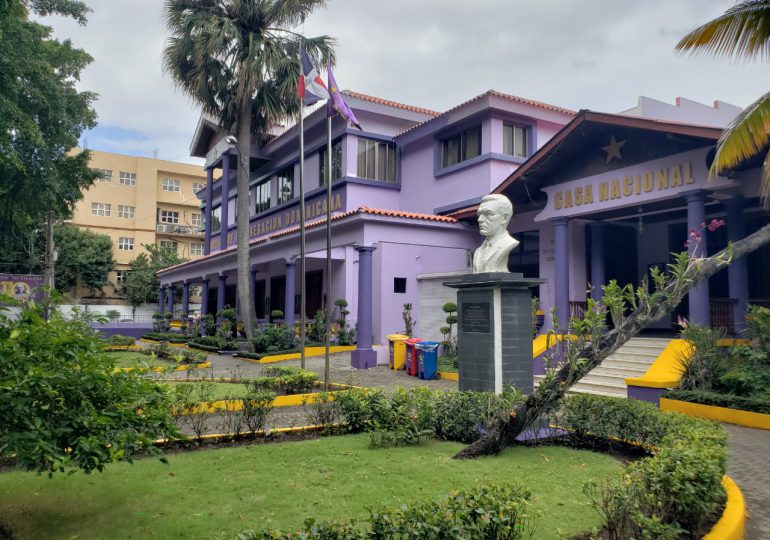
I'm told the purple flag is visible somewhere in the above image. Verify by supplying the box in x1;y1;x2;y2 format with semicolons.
326;65;362;130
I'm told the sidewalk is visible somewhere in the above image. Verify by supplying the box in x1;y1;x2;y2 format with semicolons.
723;424;770;540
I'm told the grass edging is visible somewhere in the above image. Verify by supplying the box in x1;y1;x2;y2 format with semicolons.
178;389;347;415
660;397;770;430
703;476;746;540
116;361;212;373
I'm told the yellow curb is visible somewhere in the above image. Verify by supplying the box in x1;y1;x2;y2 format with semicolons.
179;390;342;414
237;345;357;364
103;345;140;351
716;339;750;347
703;476;746;540
532;334;576;357
437;371;458;381
660;398;770;430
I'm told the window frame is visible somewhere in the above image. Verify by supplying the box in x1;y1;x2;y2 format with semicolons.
439;125;482;169
192;181;205;193
117;205;135;219
118;237;134;251
162;178;181;192
159;239;178;251
356;138;396;182
211;205;221;231
319;139;343;185
94;169;113;182
190;242;204;256
159;209;180;224
191;212;201;228
503;123;530;159
115;270;127;284
119;171;136;186
254;179;271;214
91;202;111;217
276;166;294;204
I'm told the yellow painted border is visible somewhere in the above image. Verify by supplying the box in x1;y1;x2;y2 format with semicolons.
180;390;342;414
625;338;690;389
703;476;746;540
438;371;459;381
117;361;211;373
103;345;140;352
532;334;576;357
237;345;357;364
660;398;770;430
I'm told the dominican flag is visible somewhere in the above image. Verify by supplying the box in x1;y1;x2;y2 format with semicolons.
298;45;329;106
327;65;362;130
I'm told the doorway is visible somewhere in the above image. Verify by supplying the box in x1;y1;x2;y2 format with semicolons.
306;270;323;317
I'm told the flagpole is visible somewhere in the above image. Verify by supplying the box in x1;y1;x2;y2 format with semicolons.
324;114;332;390
298;68;307;370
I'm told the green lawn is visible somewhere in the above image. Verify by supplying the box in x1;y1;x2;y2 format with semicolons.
105;351;156;368
0;434;620;540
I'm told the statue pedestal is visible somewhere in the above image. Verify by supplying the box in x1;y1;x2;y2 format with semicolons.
444;272;544;394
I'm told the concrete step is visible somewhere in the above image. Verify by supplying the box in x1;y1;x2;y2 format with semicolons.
608;350;664;362
601;358;658;370
612;344;669;355
590;366;649;378
580;373;636;386
569;380;628;398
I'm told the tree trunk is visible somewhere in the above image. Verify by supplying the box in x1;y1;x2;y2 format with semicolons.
43;212;54;295
236;93;256;347
454;223;770;459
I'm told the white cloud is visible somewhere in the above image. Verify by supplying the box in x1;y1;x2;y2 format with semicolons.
39;0;766;165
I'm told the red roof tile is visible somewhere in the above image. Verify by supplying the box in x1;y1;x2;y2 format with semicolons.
396;89;575;138
342;91;441;117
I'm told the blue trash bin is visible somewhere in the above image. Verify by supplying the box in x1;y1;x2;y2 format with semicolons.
415;341;440;380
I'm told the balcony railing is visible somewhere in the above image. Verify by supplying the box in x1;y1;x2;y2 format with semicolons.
156;223;203;236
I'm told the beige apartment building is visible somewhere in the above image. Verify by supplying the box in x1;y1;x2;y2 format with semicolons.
70;149;207;304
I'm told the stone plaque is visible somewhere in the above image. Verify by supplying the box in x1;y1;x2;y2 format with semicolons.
461;302;491;334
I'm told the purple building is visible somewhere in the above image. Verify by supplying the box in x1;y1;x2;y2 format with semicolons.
157;90;574;365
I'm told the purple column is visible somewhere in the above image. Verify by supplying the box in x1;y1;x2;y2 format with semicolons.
725;196;749;332
182;281;190;316
552;218;570;330
251;268;259;321
220;153;231;250
684;190;710;326
285;260;296;327
204;167;214;255
166;284;174;315
217;273;227;314
589;222;606;303
158;286;165;314
200;277;210;316
351;245;377;369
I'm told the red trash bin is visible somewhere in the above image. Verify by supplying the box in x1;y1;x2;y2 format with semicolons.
404;338;423;376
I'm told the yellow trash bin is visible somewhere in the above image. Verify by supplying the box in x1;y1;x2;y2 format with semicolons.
387;334;409;370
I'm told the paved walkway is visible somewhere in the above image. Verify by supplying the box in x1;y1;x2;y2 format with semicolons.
723;424;770;540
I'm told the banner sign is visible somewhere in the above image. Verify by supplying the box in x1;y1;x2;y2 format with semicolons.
0;273;44;302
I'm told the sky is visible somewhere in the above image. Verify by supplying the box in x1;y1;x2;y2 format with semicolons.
40;0;767;165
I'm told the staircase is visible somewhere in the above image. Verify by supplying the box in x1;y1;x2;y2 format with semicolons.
535;337;671;398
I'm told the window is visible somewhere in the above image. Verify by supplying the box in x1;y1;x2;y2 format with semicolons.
190;242;204;256
117;205;135;219
254;180;271;214
159;210;179;224
159;239;178;250
91;202;111;216
191;212;201;228
211;205;221;231
357;138;396;182
277;166;294;204
319;140;343;185
440;125;481;168
508;230;539;277
94;168;112;182
393;277;407;294
119;171;136;186
115;270;127;284
193;181;205;193
162;178;180;192
503;124;529;158
118;237;134;251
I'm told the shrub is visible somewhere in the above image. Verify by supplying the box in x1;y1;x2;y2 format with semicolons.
303;391;339;433
677;323;725;391
560;394;727;538
189;335;239;351
666;389;770;415
746;304;770;355
141;332;192;344
262;366;318;394
241;386;275;435
107;334;135;346
252;324;296;353
239;483;535;540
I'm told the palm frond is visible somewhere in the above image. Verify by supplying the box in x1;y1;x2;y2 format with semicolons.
712;89;770;168
676;0;770;60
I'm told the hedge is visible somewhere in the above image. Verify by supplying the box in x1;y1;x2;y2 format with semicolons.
667;389;770;415
560;394;727;538
235;348;300;360
141;332;192;344
187;342;220;353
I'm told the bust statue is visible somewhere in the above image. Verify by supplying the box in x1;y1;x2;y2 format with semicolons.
473;194;519;273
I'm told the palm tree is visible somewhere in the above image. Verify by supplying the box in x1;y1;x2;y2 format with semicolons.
676;0;770;206
162;0;334;343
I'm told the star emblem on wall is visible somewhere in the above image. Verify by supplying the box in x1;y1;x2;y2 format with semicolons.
602;135;626;164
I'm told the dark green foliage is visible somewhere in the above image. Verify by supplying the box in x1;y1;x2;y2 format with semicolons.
53;225;115;294
203;313;216;336
107;334;135;346
309;309;327;342
333;387;525;445
239;483;535;540
142;332;193;344
667;389;770;414
120;244;186;310
333;298;355;345
241;386;275;435
270;310;284;321
401;303;415;337
440;302;458;357
261;366;318;395
252;324;297;353
676;323;725;391
189;335;239;351
746;304;770;356
0;303;178;474
143;342;206;364
187;341;220;353
563;395;727;538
